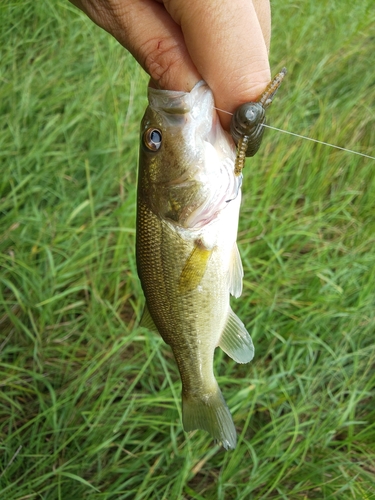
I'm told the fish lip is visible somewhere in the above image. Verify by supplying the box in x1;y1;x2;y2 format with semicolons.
147;81;209;116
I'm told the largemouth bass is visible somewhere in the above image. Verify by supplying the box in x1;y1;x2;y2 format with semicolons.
136;81;254;450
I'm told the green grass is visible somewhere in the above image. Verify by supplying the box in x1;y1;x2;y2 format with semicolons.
1;0;375;498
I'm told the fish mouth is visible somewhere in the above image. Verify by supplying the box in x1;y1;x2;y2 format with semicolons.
148;81;211;115
146;81;220;153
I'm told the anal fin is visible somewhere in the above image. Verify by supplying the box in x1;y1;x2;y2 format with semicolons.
218;309;254;363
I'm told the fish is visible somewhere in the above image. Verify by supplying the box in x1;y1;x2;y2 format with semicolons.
136;81;254;450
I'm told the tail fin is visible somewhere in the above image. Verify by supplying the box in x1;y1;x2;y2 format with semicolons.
182;385;237;450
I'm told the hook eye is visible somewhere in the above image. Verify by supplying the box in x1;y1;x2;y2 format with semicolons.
143;128;162;151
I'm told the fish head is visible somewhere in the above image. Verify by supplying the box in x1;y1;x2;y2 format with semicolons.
138;82;240;229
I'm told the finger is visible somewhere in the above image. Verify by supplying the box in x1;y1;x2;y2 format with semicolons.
164;0;271;129
253;0;271;51
70;0;201;91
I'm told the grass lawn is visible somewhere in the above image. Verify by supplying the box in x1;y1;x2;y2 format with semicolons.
1;1;375;498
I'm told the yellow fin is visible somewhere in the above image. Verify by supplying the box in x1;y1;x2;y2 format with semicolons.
178;242;212;294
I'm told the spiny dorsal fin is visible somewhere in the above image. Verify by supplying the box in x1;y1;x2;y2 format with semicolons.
218;309;254;363
228;243;243;298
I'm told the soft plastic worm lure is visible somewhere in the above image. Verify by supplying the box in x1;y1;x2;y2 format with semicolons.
230;67;287;176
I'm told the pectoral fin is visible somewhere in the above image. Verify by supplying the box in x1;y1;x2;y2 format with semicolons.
178;242;213;294
228;244;243;298
139;303;158;333
218;309;254;363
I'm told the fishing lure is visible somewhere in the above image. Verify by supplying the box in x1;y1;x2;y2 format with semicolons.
230;67;287;176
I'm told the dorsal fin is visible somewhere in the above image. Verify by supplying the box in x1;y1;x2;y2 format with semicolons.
139;303;159;333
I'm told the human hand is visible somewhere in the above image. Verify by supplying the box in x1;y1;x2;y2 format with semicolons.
70;0;271;130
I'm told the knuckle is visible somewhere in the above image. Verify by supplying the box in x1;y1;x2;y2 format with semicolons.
142;37;183;89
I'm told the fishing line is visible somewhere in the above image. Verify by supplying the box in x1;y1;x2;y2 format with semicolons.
213;106;375;161
261;124;375;161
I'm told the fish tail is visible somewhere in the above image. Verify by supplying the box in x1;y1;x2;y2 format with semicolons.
182;384;237;450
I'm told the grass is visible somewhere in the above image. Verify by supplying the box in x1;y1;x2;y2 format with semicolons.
1;0;375;498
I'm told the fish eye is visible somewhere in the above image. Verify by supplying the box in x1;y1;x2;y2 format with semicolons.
143;128;162;151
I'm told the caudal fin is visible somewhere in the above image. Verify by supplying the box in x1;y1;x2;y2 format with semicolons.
182;385;237;450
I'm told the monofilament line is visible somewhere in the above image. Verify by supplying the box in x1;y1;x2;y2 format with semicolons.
215;107;234;116
262;123;375;161
213;106;375;161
